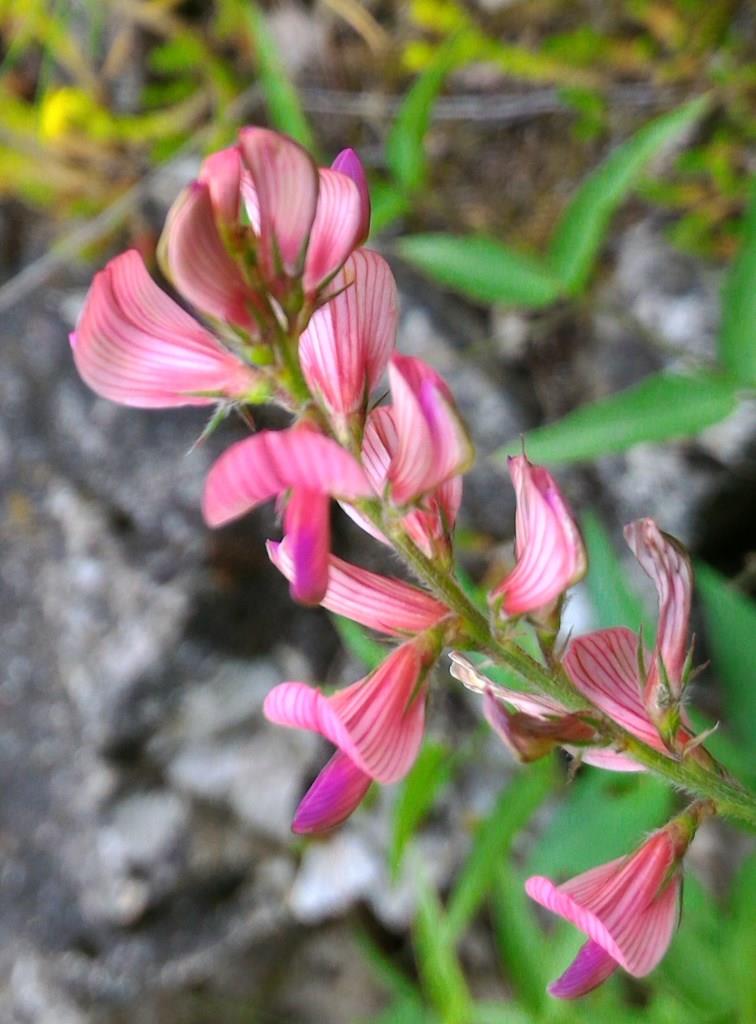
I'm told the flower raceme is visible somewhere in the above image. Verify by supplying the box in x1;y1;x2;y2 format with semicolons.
525;808;704;999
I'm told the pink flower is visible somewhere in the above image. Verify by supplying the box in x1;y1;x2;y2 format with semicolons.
267;540;449;636
299;249;397;437
490;456;586;617
525;816;697;999
264;641;434;832
70;250;258;408
202;425;373;604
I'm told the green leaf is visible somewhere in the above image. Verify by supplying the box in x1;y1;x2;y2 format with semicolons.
446;760;554;939
548;96;710;294
396;234;563;307
527;771;674;878
413;875;473;1024
582;510;654;636
695;562;756;745
243;3;314;150
369;179;411;234
490;863;548;1013
386;34;465;194
390;741;453;878
720;180;756;385
331;615;387;671
496;372;740;464
730;854;756;1022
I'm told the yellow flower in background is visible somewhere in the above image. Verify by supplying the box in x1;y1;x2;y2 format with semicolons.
39;86;113;142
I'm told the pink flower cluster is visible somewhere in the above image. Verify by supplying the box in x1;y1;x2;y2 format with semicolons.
70;126;708;1001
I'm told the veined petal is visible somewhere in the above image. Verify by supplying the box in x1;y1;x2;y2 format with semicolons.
303;167;364;293
548;941;618;999
239;127;318;279
284;488;330;605
492;456;586;616
199;145;243;227
300;250;397;419
71;250;257;408
292;750;372;834
268;540;448;635
624;518;692;693
158;181;257;328
449;653;565;718
331;148;370;243
202;427;373;527
264;642;428;783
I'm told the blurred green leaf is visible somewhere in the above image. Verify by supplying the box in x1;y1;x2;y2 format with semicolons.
386;33;465;194
720;180;756;385
468;1004;533;1024
331;615;387;671
548;96;709;294
496;372;740;464
695;562;756;745
391;741;453;878
396;234;563;307
446;760;555;939
490;863;548;1013
414;874;473;1024
582;510;654;636
369;179;411;234
366;999;436;1024
527;771;673;877
243;2;314;150
730;854;756;1022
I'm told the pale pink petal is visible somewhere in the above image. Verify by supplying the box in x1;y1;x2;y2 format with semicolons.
264;643;427;783
548;941;618;999
299;249;397;420
159;182;258;328
239;127;318;279
331;148;371;243
284;488;330;605
199;145;243;227
292;750;372;833
268;540;448;635
624;518;692;693
202;427;373;527
491;456;586;616
449;653;565;718
71;250;257;408
401;479;461;560
303;167;364;293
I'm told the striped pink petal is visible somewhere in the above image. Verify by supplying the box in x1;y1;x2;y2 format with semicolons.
292;750;372;834
71;250;257;408
388;355;473;505
284;488;330;605
402;476;463;559
526;827;683;991
299;249;397;423
331;148;371;243
624;518;692;696
199;145;243;228
303;167;364;293
268;540;448;635
239;127;318;280
202;427;373;527
548;941;618;999
491;456;586;616
263;642;428;783
159;181;257;328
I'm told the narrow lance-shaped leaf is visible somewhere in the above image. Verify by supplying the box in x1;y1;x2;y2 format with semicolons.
720;180;756;386
397;234;563;308
413;872;473;1024
496;371;739;464
547;95;709;294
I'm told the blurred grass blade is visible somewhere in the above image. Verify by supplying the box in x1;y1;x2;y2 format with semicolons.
390;741;452;878
582;510;654;636
331;615;387;670
386;33;465;194
496;371;740;464
547;96;709;294
370;179;411;234
413;873;473;1024
396;234;563;307
490;864;548;1013
730;854;756;1022
720;180;756;386
695;563;756;746
244;2;314;150
446;760;554;940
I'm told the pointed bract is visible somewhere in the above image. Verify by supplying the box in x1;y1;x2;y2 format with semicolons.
491;456;586;617
71;250;257;408
268;540;448;635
